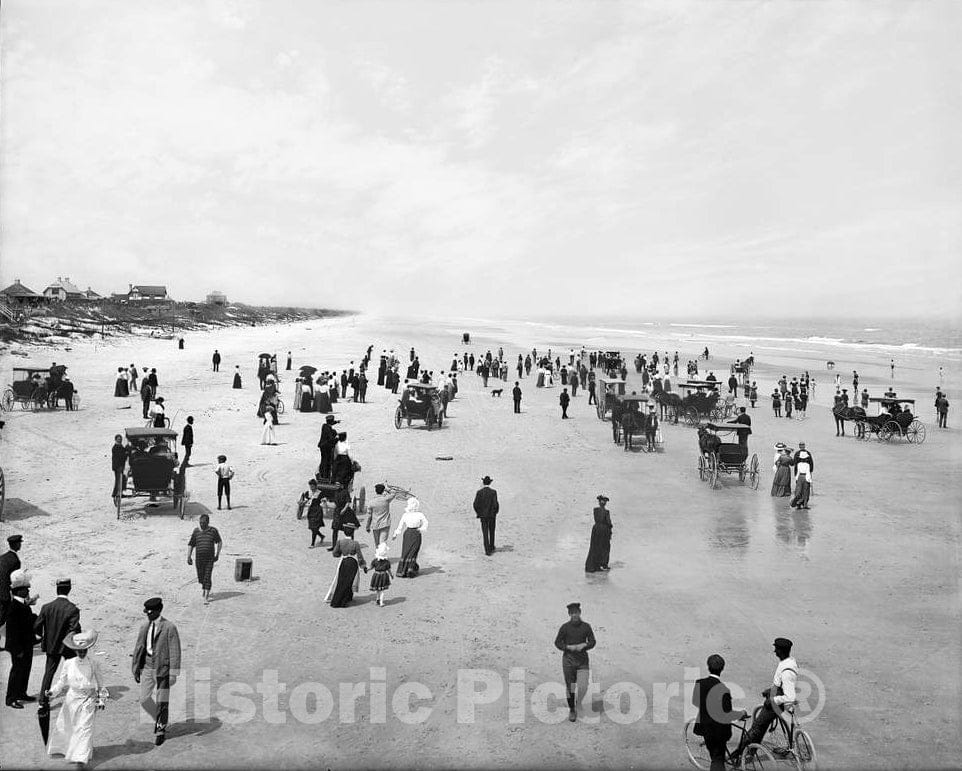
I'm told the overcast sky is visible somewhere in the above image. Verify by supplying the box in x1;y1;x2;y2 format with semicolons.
1;0;959;319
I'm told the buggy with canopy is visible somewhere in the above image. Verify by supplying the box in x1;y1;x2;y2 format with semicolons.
395;383;444;429
115;427;186;518
696;422;759;490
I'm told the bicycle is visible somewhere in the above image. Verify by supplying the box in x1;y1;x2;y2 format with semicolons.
685;704;816;770
747;703;816;770
685;714;775;769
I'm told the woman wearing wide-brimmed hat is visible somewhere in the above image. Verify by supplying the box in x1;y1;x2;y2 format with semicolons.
46;630;108;768
771;443;794;497
585;495;613;573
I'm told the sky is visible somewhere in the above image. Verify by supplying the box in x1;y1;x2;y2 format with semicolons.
1;0;960;320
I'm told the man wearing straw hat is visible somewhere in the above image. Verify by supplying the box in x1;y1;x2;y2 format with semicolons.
35;577;81;711
131;597;181;745
5;568;38;708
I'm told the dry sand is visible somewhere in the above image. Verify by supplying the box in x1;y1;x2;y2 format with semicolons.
0;314;959;769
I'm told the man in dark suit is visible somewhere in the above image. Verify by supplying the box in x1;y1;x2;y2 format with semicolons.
5;569;38;708
317;415;340;480
0;534;23;627
692;654;747;771
181;416;194;467
472;476;500;556
132;597;181;745
560;388;570;419
34;577;81;708
512;382;522;414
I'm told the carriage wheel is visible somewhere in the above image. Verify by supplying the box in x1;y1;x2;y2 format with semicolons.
685;407;699;426
683;719;711;770
710;407;723;421
749;453;760;490
0;389;12;412
794;729;817;769
697;454;706;482
706;453;718;489
743;744;781;771
880;420;899;442
906;419;925;444
276;399;285;415
394;406;402;430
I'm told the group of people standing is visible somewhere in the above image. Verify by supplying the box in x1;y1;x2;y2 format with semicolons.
770;441;814;509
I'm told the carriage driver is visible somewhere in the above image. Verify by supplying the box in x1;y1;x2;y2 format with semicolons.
734;637;799;761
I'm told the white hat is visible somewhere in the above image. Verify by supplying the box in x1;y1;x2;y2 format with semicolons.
375;543;389;559
63;630;99;650
9;568;31;589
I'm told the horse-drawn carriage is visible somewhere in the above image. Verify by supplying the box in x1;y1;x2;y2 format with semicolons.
395;383;444;429
595;376;627;420
696;423;760;490
611;394;664;452
654;381;724;425
1;365;78;412
115;427;186;518
835;396;925;443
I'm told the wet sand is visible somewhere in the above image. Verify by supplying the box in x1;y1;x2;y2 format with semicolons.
1;314;959;768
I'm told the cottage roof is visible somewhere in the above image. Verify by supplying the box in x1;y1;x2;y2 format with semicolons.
0;280;41;298
131;285;167;296
45;277;84;295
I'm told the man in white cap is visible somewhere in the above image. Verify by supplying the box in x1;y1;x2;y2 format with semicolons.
5;569;37;708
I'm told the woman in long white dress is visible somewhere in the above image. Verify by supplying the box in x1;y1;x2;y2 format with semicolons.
260;409;276;445
46;630;109;768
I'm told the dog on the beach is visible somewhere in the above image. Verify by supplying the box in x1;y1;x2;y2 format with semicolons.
490;388;503;397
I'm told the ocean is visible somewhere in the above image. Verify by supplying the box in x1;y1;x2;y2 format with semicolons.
471;315;962;361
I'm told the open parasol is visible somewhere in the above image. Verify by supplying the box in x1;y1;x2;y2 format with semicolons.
298;365;318;376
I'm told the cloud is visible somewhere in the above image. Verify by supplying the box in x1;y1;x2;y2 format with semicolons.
0;0;959;320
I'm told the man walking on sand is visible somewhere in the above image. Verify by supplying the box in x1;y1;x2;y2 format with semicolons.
473;476;499;556
365;483;399;547
181;416;194;467
587;379;596;405
35;577;81;710
212;350;221;372
512;382;522;413
554;602;596;723
132;597;180;746
560;388;570;419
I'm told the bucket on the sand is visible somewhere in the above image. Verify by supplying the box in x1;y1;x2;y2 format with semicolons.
234;557;253;581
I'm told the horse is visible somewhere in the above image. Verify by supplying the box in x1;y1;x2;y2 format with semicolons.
832;403;866;436
697;426;722;456
619;409;641;451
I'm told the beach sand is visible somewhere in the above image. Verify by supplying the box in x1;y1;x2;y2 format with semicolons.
1;314;959;768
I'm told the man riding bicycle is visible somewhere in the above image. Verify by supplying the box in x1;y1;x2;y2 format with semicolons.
734;637;798;760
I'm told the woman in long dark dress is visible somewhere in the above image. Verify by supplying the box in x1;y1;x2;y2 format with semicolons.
392;498;429;578
114;368;129;397
771;445;793;497
585;495;613;572
324;523;367;607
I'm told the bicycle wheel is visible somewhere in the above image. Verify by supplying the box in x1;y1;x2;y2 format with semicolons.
764;715;793;757
794;730;817;769
683;720;711;770
743;744;782;770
